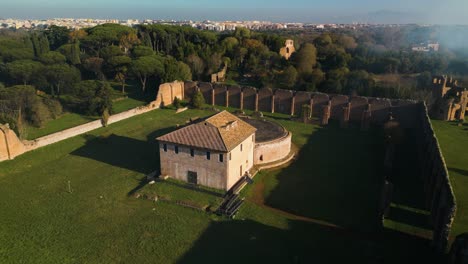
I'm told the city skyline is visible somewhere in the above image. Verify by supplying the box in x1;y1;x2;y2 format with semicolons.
1;0;468;24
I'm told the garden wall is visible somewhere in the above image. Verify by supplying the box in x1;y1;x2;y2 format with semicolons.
0;81;170;162
184;82;419;128
416;102;457;253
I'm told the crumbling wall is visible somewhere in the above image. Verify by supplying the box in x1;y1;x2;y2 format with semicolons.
311;93;330;118
227;85;242;109
390;99;420;128
242;87;257;111
370;98;392;125
198;82;213;105
0;124;26;161
294;92;311;117
417;102;456;253
274;89;293;115
155;81;184;107
349;97;369;122
330;95;349;120
184;81;198;100
213;84;227;107
258;88;273;112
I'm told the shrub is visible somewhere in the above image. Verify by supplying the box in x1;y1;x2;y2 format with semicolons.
173;97;182;109
190;90;205;109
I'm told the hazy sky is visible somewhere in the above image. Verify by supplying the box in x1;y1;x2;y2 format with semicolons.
2;0;468;24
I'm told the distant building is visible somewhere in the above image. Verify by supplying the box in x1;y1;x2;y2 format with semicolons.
412;42;440;52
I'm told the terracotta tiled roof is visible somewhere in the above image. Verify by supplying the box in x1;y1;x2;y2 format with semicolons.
205;111;257;150
156;111;256;152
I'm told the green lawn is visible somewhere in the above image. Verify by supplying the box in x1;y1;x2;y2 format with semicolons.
25;81;156;140
432;119;468;238
0;108;442;263
25;113;98;140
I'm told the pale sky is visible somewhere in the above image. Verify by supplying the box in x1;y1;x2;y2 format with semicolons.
1;0;468;24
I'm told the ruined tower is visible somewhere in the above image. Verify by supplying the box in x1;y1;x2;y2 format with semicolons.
431;75;468;121
279;39;296;60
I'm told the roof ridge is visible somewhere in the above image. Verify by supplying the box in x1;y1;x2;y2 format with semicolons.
215;126;228;152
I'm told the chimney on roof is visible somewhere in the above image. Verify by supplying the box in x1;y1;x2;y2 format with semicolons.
225;120;238;130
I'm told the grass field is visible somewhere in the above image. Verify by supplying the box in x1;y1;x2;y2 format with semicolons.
432;118;468;238
25;81;155;140
0;108;442;263
25;113;98;140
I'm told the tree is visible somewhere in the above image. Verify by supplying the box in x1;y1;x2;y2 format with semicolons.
173;97;182;109
119;32;140;54
83;57;105;79
130;55;164;91
45;64;81;96
190;90;205;109
100;46;123;60
39;51;67;65
294;43;317;75
58;42;81;65
163;58;192;82
108;55;132;93
44;26;71;50
186;54;205;80
31;33;50;57
279;66;298;89
6;60;43;85
0;85;52;128
132;46;154;58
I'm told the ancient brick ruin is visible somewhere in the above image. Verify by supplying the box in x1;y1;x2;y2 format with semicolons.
279;39;296;60
431;75;468;121
181;81;457;253
0;124;26;161
211;63;228;83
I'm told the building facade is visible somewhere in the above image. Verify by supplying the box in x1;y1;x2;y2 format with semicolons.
157;111;256;190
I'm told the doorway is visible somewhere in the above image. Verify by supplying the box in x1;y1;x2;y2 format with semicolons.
187;171;198;185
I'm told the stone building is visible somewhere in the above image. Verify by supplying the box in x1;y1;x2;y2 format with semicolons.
279;39;296;60
157;111;256;190
431;75;468;121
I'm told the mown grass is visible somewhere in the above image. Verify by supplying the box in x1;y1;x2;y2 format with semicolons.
25;113;98;140
0;107;442;263
25;81;154;140
432;118;468;238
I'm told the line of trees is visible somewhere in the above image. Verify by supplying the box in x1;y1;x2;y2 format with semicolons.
0;23;466;136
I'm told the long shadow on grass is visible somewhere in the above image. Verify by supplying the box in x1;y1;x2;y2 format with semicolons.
71;134;156;174
385;128;432;231
177;217;442;264
70;127;175;175
264;122;384;232
448;167;468;177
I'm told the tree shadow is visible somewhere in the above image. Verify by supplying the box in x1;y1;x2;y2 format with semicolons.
264;121;385;232
448;167;468;177
177;217;442;264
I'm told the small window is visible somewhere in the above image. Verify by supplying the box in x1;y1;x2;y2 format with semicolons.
260;155;263;161
206;152;211;160
175;146;179;154
240;165;243;176
190;149;194;157
219;154;224;162
229;153;232;161
240;144;243;152
163;144;167;152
